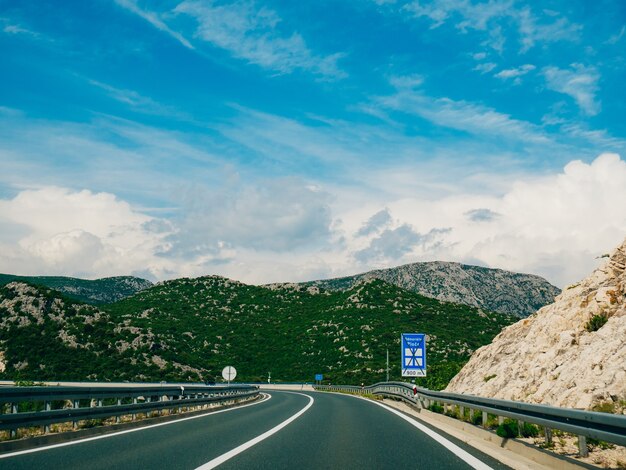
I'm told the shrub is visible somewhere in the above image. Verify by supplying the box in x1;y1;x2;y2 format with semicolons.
588;438;615;450
585;314;608;332
483;374;497;382
429;402;444;414
80;419;104;429
496;419;519;438
592;401;615;413
471;411;483;426
520;422;539;438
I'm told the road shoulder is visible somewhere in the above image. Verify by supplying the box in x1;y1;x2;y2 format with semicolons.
381;399;596;470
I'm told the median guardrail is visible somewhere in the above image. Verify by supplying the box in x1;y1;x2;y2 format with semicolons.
0;383;259;439
315;381;626;457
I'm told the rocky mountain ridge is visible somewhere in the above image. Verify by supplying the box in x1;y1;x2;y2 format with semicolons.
0;274;153;304
445;237;626;410
297;261;560;317
0;276;515;387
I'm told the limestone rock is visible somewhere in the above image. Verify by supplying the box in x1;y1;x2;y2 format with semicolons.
445;237;626;410
301;262;560;317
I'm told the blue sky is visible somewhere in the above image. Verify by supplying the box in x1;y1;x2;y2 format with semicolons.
1;0;625;287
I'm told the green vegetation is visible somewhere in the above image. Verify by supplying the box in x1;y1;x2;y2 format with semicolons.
587;437;615;451
592;401;616;413
520;422;540;438
415;362;465;390
428;402;444;413
496;419;519;438
0;276;517;387
0;274;152;304
471;411;483;426
585;314;608;332
13;380;45;387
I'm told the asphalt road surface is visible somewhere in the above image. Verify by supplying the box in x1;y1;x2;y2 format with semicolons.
0;391;511;469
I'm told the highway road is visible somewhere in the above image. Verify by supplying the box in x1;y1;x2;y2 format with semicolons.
0;391;510;469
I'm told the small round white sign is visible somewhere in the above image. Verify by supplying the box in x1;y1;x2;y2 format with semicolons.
222;366;237;381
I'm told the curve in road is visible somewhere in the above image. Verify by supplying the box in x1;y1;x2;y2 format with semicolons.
0;391;511;469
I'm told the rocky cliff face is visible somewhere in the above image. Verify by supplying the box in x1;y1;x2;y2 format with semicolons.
302;262;560;317
445;237;626;410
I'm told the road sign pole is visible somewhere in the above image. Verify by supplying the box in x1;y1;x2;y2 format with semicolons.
386;349;389;382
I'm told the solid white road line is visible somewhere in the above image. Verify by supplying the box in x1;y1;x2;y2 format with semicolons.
0;393;272;459
353;395;493;470
195;392;314;470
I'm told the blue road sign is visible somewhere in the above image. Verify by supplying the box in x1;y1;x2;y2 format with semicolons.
401;333;426;377
315;374;323;381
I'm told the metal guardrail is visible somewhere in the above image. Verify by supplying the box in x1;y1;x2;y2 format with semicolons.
315;381;626;456
0;384;259;438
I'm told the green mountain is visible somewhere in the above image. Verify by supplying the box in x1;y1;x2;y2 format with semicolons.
0;274;153;304
296;261;560;317
0;277;516;389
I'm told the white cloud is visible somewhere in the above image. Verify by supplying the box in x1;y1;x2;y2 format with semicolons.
377;76;550;144
517;6;582;53
1;155;625;288
356;208;392;237
473;62;496;74
173;0;345;78
403;0;581;53
114;0;194;49
543;64;601;116
87;80;192;120
354;225;450;264
341;153;626;287
168;177;334;255
0;183;338;284
0;187;173;279
465;208;500;222
2;23;36;36
495;64;535;79
606;25;625;45
0;111;226;205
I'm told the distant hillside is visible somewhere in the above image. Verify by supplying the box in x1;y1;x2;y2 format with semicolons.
298;262;560;317
0;276;516;388
0;274;153;304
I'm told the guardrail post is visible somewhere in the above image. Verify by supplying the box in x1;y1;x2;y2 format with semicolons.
73;399;79;429
132;397;137;421
10;403;17;438
482;411;488;428
578;435;588;457
518;420;525;436
459;406;464;420
544;427;552;446
44;401;51;433
116;398;121;423
469;408;474;423
146;396;152;418
498;416;504;425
